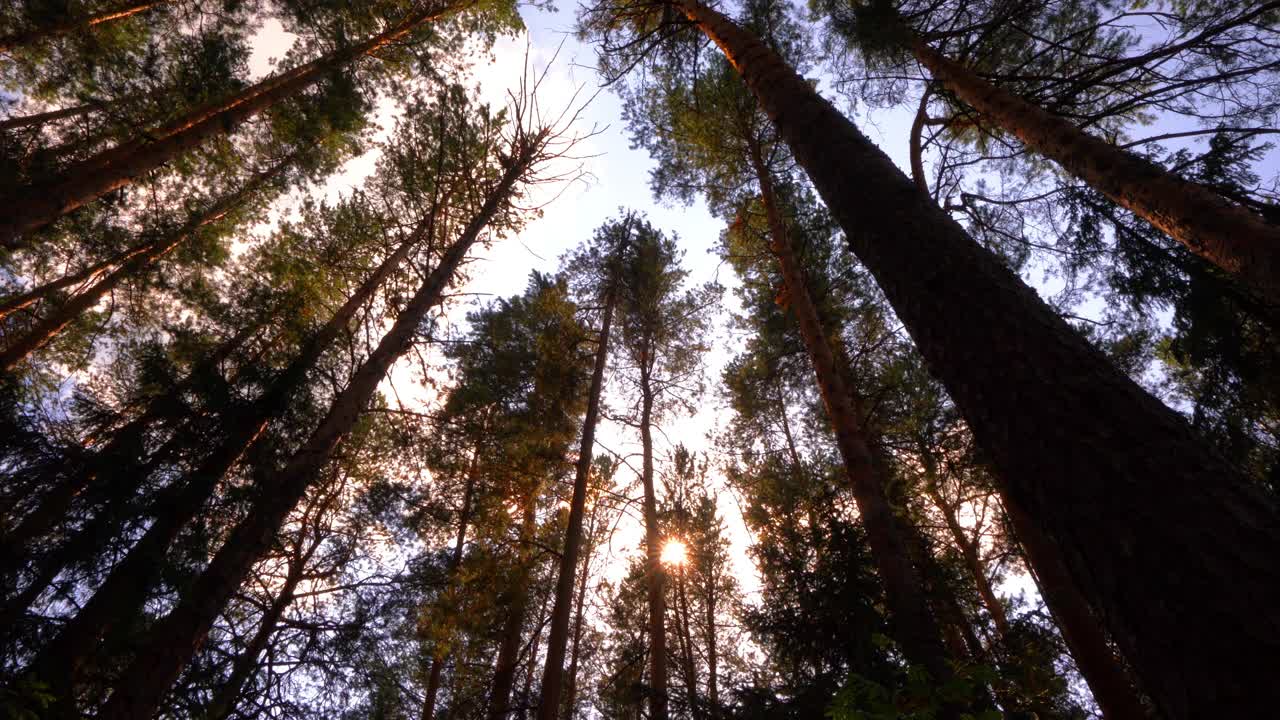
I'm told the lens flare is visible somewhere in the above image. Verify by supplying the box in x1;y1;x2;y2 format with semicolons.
660;539;688;567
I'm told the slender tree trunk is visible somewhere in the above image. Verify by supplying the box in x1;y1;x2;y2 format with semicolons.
676;3;1280;716
746;145;955;683
703;578;719;720
13;211;429;703
0;158;287;370
0;101;106;132
0;319;258;566
1004;499;1150;720
922;483;1011;639
0;0;167;53
488;499;538;720
907;34;1280;308
639;367;669;720
0;236;162;320
206;560;306;720
422;449;479;720
563;500;600;719
536;248;623;720
674;569;701;720
0;0;467;248
92;152;528;720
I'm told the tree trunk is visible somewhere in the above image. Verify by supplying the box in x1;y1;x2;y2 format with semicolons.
1004;499;1150;720
563;499;600;720
422;448;479;720
0;100;109;132
0;158;286;370
206;558;307;720
674;569;701;720
639;366;669;720
13;209;428;702
908;34;1280;309
535;249;623;720
0;318;258;566
488;498;538;720
0;0;466;247
0;0;166;53
922;483;1011;640
92;152;528;720
676;2;1280;716
0;235;161;320
746;144;956;683
703;574;719;720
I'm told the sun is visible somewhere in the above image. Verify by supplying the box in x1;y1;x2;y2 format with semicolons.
660;539;688;567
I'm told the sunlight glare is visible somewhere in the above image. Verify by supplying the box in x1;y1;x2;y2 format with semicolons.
660;539;688;567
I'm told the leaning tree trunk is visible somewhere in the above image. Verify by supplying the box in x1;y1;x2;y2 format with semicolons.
93;150;529;720
0;306;261;568
0;236;164;320
563;498;601;719
0;100;110;132
535;267;621;720
639;365;670;720
1004;499;1150;720
14;213;427;702
676;2;1280;717
747;146;956;684
0;0;468;248
907;33;1280;309
0;158;287;370
0;0;167;53
206;554;307;720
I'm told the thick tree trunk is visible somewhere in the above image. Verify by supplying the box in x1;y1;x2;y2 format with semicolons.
488;499;538;720
1004;499;1150;720
0;1;166;53
677;2;1280;716
13;210;428;704
746;146;955;683
535;256;622;720
639;371;669;720
422;449;479;720
92;153;527;720
0;0;465;247
908;35;1280;309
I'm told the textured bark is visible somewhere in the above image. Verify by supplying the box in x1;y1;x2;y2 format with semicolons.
1005;500;1150;720
0;1;166;53
639;367;669;720
909;35;1280;309
535;260;621;720
93;154;527;720
15;211;426;702
488;500;538;720
421;450;479;720
747;145;955;683
676;2;1280;716
0;0;466;247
